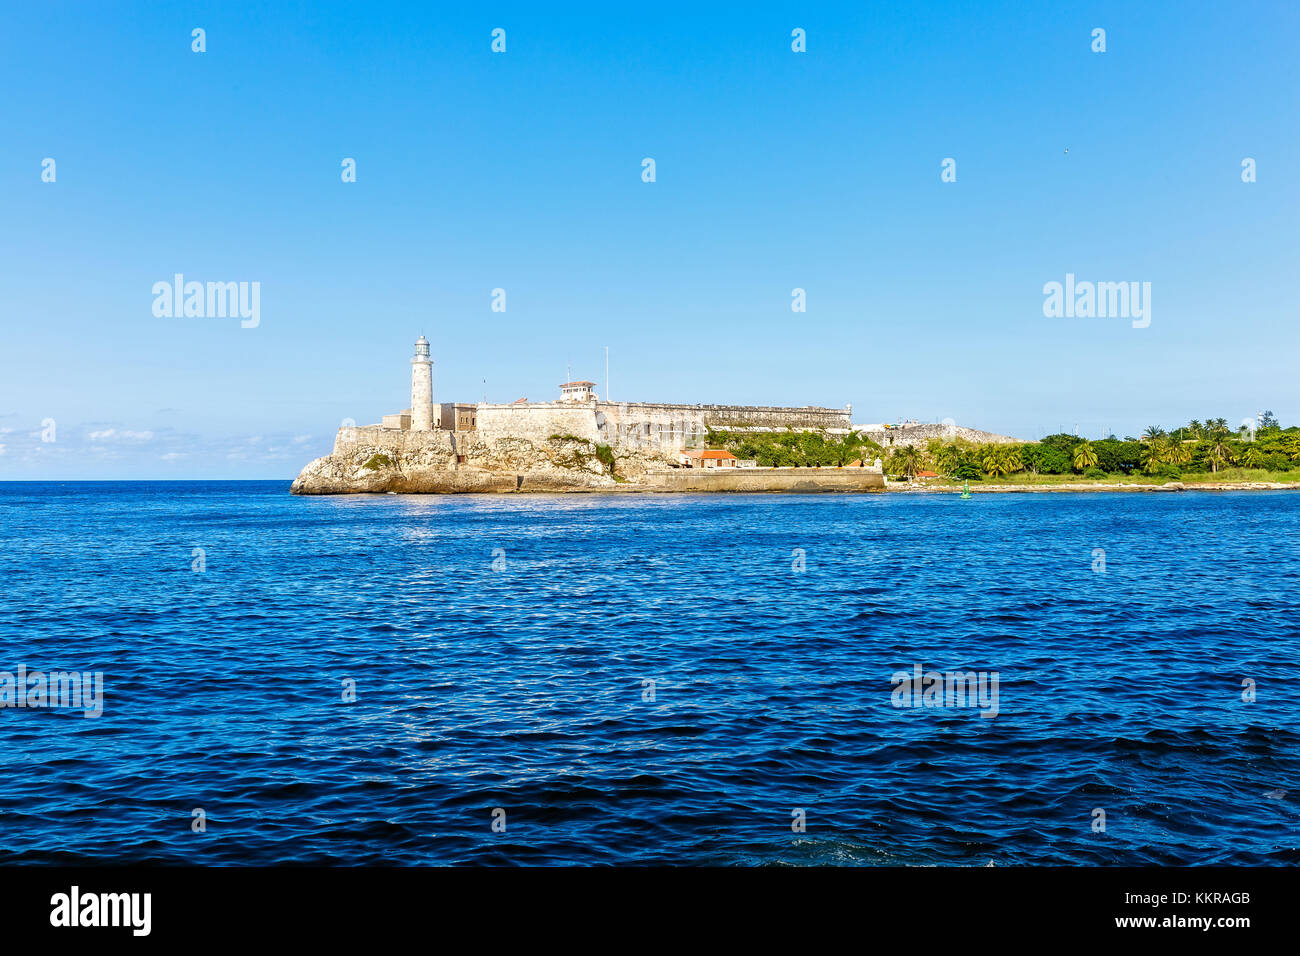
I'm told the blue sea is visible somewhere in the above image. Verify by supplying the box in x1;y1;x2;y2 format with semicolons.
0;481;1296;865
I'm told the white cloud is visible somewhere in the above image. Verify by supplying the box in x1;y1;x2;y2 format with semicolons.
88;429;154;441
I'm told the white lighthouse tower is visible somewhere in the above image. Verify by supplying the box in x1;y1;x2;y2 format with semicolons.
410;335;434;431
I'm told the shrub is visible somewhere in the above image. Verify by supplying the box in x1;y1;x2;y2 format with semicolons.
594;443;616;473
949;458;983;480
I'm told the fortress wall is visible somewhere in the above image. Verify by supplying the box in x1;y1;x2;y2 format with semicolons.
475;403;601;445
700;404;851;431
387;401;856;458
597;403;708;454
332;425;455;459
594;402;851;453
855;424;1022;448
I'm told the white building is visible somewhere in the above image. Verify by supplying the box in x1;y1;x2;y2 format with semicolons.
558;381;597;403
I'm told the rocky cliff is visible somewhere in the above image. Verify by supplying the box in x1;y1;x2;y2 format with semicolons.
290;426;669;495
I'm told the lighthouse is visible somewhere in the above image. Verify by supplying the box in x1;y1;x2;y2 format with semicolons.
411;335;434;431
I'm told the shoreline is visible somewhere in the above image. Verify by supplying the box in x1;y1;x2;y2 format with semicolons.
287;479;1300;496
886;479;1300;494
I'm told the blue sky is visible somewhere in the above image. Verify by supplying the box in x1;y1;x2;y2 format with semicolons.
1;1;1296;478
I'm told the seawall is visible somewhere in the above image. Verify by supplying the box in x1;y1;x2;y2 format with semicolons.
632;468;885;493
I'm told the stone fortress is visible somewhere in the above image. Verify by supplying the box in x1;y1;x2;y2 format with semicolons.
290;337;886;494
382;336;854;454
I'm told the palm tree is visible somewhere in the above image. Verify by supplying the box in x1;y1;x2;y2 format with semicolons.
1072;441;1098;472
890;444;924;479
1141;425;1165;444
1240;444;1266;469
1003;446;1024;475
1141;438;1169;474
979;446;1002;478
1186;420;1204;440
932;443;961;477
830;432;860;467
1206;433;1234;473
980;445;1022;478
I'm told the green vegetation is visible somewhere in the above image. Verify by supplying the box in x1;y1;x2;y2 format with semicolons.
1071;441;1098;472
593;443;615;472
893;413;1300;484
361;453;396;471
979;445;1023;478
706;428;883;468
546;417;1300;486
890;444;924;478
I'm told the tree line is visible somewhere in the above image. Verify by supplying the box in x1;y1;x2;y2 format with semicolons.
886;414;1299;480
707;414;1300;480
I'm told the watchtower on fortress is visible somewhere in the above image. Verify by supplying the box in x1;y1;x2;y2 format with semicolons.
558;381;597;403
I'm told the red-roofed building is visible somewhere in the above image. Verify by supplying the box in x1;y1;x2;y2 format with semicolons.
680;448;738;469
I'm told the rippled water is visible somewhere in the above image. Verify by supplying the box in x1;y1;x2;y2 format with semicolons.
1;481;1297;865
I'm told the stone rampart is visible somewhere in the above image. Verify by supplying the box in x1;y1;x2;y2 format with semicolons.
855;423;1023;448
475;403;602;445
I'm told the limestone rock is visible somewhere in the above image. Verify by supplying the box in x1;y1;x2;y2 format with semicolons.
290;426;672;495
